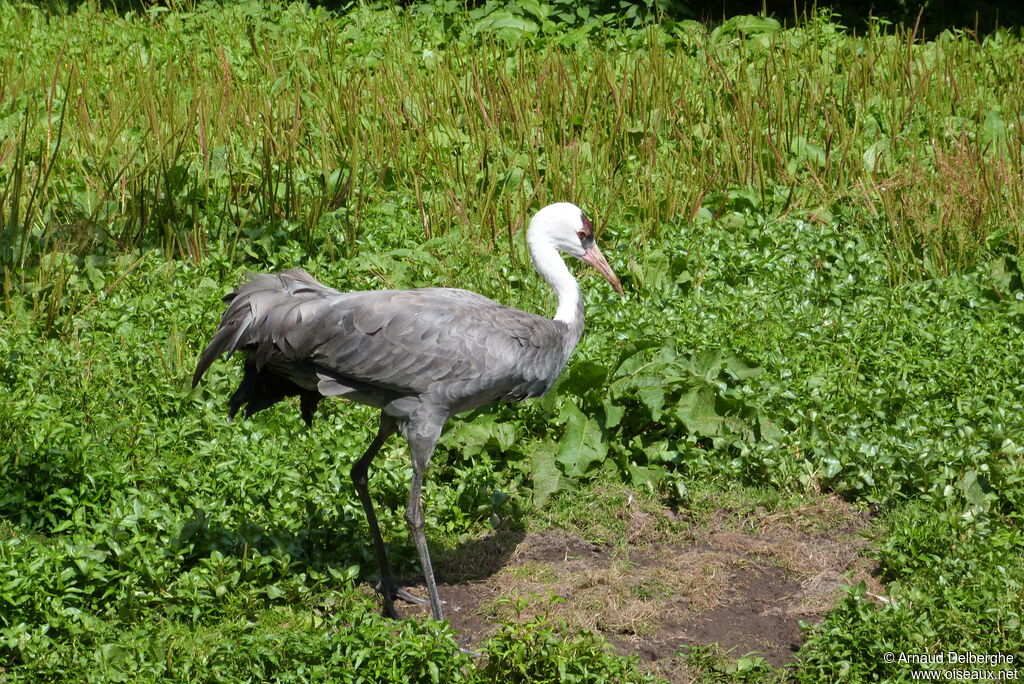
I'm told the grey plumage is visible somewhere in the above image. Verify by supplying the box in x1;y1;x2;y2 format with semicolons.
193;270;573;419
192;203;623;623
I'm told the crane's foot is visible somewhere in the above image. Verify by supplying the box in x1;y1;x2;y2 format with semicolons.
376;582;445;609
392;586;434;606
457;634;481;657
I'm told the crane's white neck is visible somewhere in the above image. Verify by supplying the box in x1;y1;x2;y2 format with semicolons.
528;228;585;347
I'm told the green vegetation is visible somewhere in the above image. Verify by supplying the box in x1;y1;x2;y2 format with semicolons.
4;3;1023;279
2;2;1023;681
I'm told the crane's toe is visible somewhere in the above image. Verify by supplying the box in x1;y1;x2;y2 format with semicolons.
458;634;481;657
393;586;438;607
375;581;443;608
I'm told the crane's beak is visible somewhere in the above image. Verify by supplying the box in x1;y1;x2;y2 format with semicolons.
581;245;625;296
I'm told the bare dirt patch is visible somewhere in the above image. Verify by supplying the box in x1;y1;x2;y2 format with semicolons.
402;493;878;680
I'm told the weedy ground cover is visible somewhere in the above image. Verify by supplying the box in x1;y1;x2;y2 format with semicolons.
2;1;1023;681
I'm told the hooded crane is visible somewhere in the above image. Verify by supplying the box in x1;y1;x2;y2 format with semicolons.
192;202;623;622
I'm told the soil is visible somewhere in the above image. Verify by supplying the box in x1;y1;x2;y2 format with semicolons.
390;493;879;681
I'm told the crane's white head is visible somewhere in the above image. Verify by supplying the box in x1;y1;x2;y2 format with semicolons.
527;202;624;295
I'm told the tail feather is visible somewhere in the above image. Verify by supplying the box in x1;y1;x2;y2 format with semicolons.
193;269;333;425
191;313;248;388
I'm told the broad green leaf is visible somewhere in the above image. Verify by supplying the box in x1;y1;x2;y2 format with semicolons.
530;441;561;508
983;108;1006;148
957;470;986;508
637;386;665;421
686;350;723;381
563;360;608;396
675;388;721;436
626;463;665;492
823;456;842;479
602;397;624;430
443;419;516;455
721;354;763;380
862;138;891;172
473;11;538;42
516;0;548;22
757;414;784;443
555;401;607;478
610;339;662;376
731;14;781;34
710;14;780;44
789;135;826;168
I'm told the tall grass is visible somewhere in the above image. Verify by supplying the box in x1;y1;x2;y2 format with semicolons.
1;3;1023;296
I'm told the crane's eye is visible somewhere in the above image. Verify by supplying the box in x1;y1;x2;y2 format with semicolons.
577;230;587;241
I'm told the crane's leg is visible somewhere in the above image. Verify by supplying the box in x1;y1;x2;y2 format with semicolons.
404;424;445;622
350;414;427;618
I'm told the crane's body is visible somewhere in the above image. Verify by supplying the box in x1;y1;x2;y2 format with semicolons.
192;203;623;623
194;274;580;422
